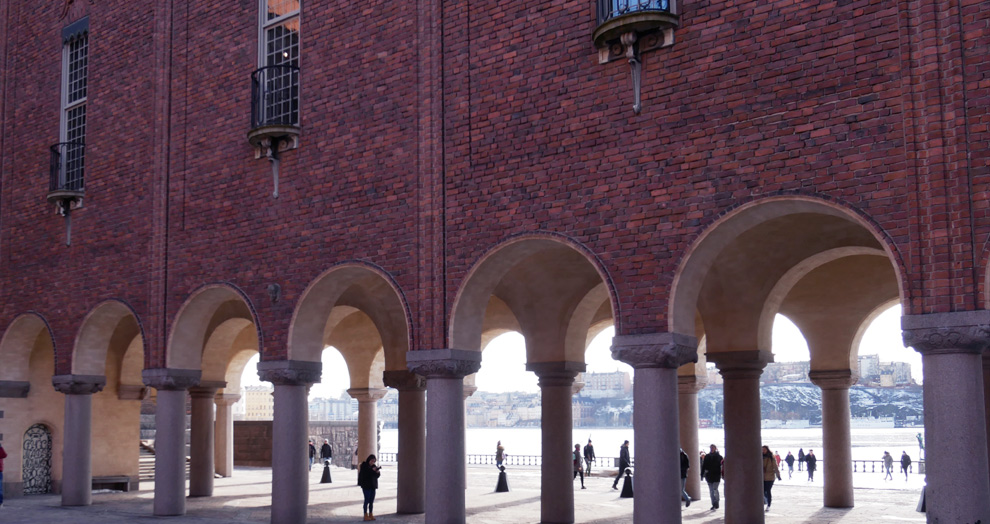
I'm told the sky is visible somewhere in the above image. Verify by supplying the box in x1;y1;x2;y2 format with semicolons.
239;304;920;398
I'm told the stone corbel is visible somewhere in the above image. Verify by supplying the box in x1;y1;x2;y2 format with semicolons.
808;369;857;390
612;332;698;369
117;384;148;401
526;361;586;388
902;311;990;356
706;350;773;380
346;387;388;403
257;359;322;386
677;374;708;395
0;380;31;398
382;370;426;392
142;368;202;391
406;349;482;379
52;374;106;395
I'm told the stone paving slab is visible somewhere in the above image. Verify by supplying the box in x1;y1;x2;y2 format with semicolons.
0;465;926;523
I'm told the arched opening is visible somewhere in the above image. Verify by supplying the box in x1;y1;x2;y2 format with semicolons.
0;314;64;498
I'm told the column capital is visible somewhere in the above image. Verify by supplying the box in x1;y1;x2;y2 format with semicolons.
258;359;322;386
215;393;241;406
143;368;201;391
808;369;857;390
189;381;225;399
53;374;106;395
382;370;426;391
707;351;772;379
463;384;478;399
527;361;584;387
572;380;585;395
347;387;388;402
407;349;481;379
611;332;698;369
677;374;708;394
902;311;990;355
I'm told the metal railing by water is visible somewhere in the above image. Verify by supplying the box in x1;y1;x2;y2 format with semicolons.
251;65;300;129
597;0;672;26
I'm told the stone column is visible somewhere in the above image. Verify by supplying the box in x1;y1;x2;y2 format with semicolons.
527;362;585;524
984;353;990;488
347;387;388;462
407;349;482;524
678;374;707;501
612;333;697;524
189;384;222;497
809;370;856;508
143;368;202;516
258;360;322;524
52;374;106;507
708;351;769;524
903;313;990;524
462;384;477;491
214;393;240;478
383;371;427;514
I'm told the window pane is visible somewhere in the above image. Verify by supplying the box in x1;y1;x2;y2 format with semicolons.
66;35;88;104
265;0;299;21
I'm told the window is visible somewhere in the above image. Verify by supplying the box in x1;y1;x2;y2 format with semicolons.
58;17;88;191
256;0;299;127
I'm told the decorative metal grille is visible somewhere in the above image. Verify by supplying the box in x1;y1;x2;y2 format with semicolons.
597;0;671;26
22;424;53;495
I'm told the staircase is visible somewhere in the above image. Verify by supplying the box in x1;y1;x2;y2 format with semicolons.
139;442;190;482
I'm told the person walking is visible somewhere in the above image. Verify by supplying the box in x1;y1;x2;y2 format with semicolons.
806;449;817;481
900;451;912;481
308;440;317;471
0;441;7;508
358;454;381;521
882;451;894;481
762;445;781;511
784;451;795;479
797;448;805;471
700;444;723;510
612;440;631;490
351;448;359;470
774;451;781;468
679;448;691;507
584;439;596;476
320;439;333;465
496;441;505;469
573;444;586;489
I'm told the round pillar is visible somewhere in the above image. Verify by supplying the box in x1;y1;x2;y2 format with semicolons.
407;349;481;524
709;351;769;524
258;360;322;524
528;362;585;524
613;332;698;524
189;385;220;497
347;388;388;463
809;370;856;508
383;371;427;514
53;375;106;507
214;393;240;478
143;368;202;517
678;374;707;501
903;313;990;524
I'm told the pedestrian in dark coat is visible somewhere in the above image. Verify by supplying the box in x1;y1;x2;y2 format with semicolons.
573;444;585;489
798;448;805;471
308;440;317;471
358;454;381;521
679;448;691;507
584;440;596;475
612;440;631;490
320;439;333;463
700;444;723;510
900;451;912;481
784;451;795;479
805;450;817;481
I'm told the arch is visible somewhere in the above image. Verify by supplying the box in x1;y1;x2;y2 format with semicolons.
202;318;257;383
851;299;902;363
669;195;907;356
0;313;55;381
449;233;618;363
167;284;260;370
289;262;410;369
72;299;144;376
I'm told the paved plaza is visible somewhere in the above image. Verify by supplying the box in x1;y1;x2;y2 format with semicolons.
1;465;926;523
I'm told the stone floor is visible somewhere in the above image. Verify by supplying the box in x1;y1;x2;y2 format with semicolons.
1;465;927;523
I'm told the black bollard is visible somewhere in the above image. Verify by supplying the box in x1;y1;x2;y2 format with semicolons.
619;468;634;498
320;460;332;484
495;466;509;492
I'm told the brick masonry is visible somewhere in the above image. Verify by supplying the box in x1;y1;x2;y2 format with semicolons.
0;0;987;370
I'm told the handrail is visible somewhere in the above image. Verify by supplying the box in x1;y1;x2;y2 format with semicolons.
250;65;300;129
597;0;672;27
49;141;85;193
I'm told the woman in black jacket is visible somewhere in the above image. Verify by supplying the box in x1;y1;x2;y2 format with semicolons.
358;454;381;521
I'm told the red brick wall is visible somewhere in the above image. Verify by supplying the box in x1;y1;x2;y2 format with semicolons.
0;0;988;368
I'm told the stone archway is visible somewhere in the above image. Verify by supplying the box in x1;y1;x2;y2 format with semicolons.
443;234;617;524
669;196;906;523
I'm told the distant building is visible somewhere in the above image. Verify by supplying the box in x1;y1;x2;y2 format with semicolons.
858;354;913;386
761;362;811;384
580;371;632;398
308;394;358;421
243;385;274;420
858;354;881;383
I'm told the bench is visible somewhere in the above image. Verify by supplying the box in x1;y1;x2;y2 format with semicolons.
92;476;136;492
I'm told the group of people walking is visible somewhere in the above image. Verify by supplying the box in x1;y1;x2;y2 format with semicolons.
782;448;817;481
883;450;912;481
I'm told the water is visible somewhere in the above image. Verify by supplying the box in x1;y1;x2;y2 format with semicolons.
381;426;924;463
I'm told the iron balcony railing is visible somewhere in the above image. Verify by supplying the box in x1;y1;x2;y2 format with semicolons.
597;0;672;26
251;64;300;129
49;142;85;193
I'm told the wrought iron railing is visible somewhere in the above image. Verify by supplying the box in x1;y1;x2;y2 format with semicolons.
597;0;672;26
377;453;632;470
49;142;85;193
251;65;300;129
